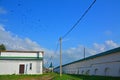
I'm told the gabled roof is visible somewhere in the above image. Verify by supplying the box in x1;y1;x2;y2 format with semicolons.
54;47;120;69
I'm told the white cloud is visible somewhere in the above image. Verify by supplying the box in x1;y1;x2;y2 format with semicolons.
0;24;119;67
0;24;5;31
93;40;119;53
62;45;97;63
105;40;119;48
64;46;82;59
0;7;7;14
61;40;119;64
93;43;105;52
0;24;43;51
0;25;58;67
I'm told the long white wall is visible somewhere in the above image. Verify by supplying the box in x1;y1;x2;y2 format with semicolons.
54;51;120;77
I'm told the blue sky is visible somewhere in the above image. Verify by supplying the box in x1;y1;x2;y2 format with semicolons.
0;0;120;67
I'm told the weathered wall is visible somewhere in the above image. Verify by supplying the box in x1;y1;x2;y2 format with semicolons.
54;52;120;77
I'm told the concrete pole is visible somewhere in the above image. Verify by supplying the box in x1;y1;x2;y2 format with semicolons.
60;37;62;76
84;47;85;59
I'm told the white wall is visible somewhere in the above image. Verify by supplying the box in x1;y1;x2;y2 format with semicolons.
55;52;120;77
0;51;43;75
0;60;43;75
1;51;43;57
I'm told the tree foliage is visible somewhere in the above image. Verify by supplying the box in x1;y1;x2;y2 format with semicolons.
0;44;6;51
49;62;53;68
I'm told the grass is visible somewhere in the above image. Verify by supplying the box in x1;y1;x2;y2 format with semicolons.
64;74;120;80
0;73;52;80
0;73;120;80
53;73;120;80
53;73;82;80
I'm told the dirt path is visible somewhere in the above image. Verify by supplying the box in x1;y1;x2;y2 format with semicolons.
40;75;54;80
19;75;54;80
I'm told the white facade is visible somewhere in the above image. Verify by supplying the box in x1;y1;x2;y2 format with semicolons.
54;47;120;77
0;51;44;75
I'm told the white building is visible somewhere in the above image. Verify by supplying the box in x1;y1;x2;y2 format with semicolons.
54;47;120;77
0;51;44;75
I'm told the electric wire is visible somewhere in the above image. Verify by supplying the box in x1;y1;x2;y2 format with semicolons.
48;40;59;66
53;0;96;68
54;41;59;54
62;0;96;39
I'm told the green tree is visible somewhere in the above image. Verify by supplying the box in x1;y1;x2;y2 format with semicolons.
49;62;53;68
0;44;6;51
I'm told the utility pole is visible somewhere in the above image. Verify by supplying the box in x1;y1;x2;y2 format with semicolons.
59;37;62;76
84;47;85;59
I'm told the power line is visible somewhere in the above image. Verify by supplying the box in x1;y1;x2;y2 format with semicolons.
48;40;59;67
54;41;59;54
58;0;96;76
62;0;96;39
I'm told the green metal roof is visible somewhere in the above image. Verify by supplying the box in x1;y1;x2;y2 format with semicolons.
54;47;120;69
0;56;43;60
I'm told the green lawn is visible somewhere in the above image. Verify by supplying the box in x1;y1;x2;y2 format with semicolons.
0;73;120;80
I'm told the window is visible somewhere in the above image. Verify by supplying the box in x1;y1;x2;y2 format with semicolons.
30;63;32;70
94;68;98;75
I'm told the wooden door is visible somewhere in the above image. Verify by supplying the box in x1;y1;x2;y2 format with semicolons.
19;64;25;74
